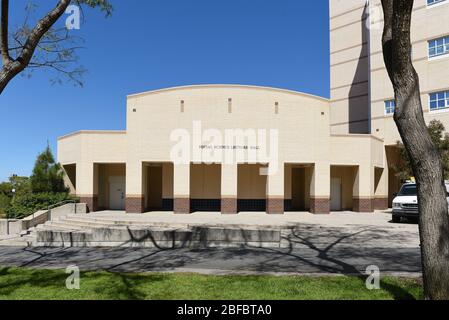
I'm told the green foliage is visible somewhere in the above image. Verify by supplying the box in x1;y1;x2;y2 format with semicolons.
0;194;10;218
0;176;31;218
0;146;75;219
394;120;449;182
6;192;76;219
30;146;68;194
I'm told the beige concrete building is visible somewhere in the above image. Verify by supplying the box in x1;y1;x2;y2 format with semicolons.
58;85;385;214
58;0;448;215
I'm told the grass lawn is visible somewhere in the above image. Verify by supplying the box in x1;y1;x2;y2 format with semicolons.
0;266;423;300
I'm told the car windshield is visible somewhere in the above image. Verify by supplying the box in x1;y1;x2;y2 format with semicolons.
398;185;417;196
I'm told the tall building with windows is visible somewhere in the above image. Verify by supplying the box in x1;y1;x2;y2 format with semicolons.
330;0;449;204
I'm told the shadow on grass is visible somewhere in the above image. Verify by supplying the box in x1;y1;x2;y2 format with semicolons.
0;266;172;300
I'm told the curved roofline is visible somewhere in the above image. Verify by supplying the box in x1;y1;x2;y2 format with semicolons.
58;130;126;141
127;84;329;102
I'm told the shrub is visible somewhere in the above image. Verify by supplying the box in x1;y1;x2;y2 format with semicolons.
0;193;11;219
6;192;77;219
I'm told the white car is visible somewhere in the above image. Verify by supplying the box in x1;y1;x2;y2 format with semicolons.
392;182;449;223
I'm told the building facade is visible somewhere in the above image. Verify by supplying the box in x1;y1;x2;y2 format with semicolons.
58;85;385;214
58;0;449;215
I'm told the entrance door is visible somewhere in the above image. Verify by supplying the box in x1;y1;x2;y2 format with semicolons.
331;177;342;211
109;177;126;210
148;166;163;210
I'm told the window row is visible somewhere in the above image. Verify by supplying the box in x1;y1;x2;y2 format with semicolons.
384;91;449;114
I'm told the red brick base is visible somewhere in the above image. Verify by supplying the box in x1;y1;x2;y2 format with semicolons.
353;198;375;213
79;196;98;213
126;196;144;214
374;197;389;210
310;198;330;214
221;198;237;214
174;198;190;214
267;197;284;214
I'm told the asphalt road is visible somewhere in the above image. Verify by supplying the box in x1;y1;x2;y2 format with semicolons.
0;221;422;276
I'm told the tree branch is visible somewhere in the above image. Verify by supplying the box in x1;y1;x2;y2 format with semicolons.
16;0;71;67
381;0;393;82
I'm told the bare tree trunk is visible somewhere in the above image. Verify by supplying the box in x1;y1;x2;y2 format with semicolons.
381;0;449;299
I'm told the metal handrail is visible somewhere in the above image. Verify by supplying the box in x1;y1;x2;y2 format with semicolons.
47;199;78;211
49;200;78;220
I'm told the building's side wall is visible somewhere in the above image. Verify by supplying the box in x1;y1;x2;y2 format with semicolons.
330;0;371;134
58;132;127;211
330;134;386;211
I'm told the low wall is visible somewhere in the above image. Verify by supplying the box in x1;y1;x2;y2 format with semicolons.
50;203;87;221
0;203;88;236
21;210;50;230
0;220;22;236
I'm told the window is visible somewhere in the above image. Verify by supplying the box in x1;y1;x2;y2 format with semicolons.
398;185;417;197
385;100;396;115
429;36;449;58
430;91;449;111
427;0;447;6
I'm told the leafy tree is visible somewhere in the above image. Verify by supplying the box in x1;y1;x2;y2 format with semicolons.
0;0;112;94
393;120;449;182
382;0;449;299
9;175;31;196
30;145;67;193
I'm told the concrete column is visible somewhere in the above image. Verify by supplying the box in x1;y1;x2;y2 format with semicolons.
126;161;144;213
353;164;375;213
374;151;389;210
174;164;190;214
310;162;330;214
266;165;284;214
221;164;238;214
77;162;98;213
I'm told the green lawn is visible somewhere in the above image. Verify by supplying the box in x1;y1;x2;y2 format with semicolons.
0;267;423;300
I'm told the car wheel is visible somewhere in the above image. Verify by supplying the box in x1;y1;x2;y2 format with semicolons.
392;215;401;223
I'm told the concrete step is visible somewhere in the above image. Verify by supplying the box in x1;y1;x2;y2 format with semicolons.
63;214;187;226
45;221;96;231
36;222;84;232
35;225;281;248
62;215;288;230
60;216;136;227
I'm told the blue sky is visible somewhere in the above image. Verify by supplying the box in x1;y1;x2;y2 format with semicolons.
0;0;329;182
